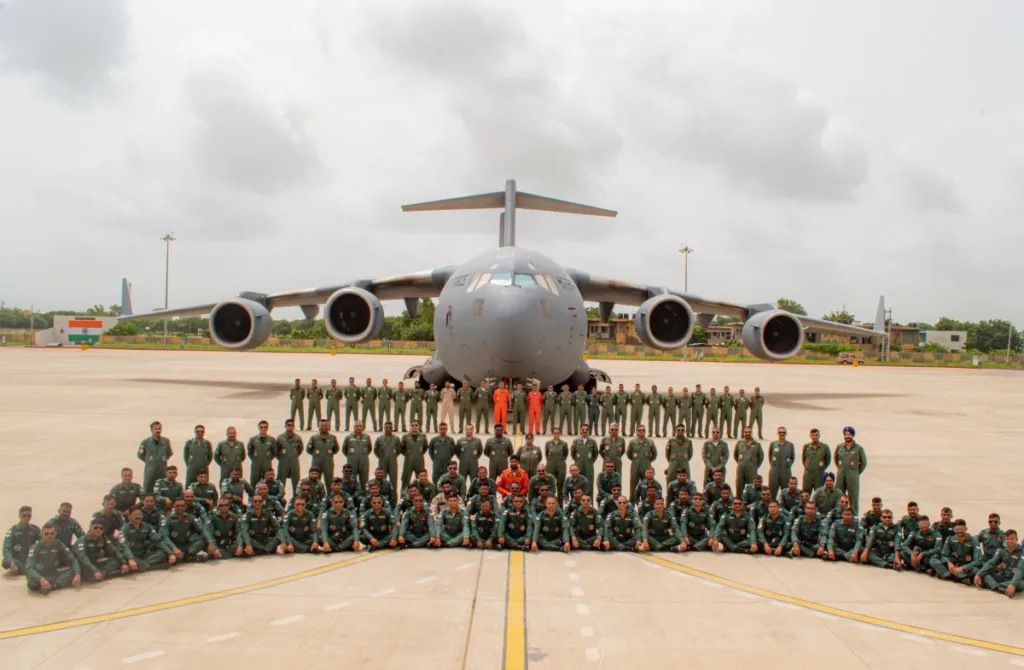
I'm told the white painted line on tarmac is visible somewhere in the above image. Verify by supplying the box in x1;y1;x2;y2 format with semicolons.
568;573;581;581
323;601;352;611
416;575;439;584
576;604;590;616
122;651;166;664
953;647;988;657
570;587;585;597
1009;659;1024;667
486;553;502;560
644;561;659;569
703;581;724;589
565;560;578;568
207;632;241;643
813;612;837;621
455;562;476;571
853;622;881;633
270;614;304;627
735;590;758;600
580;625;595;638
371;588;396;597
585;647;601;661
901;633;933;645
771;601;799;611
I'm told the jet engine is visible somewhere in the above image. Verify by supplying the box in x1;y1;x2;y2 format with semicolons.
209;298;273;350
634;295;695;350
741;310;804;361
324;287;384;344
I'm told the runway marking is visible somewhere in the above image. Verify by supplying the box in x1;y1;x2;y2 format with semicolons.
270;614;303;626
207;632;241;643
580;625;595;638
902;633;933;645
576;604;590;616
565;560;577;568
954;648;988;657
0;551;388;641
568;573;581;581
416;575;440;583
503;551;526;670
1009;660;1024;667
371;588;397;597
585;647;601;662
455;562;476;571
323;601;352;611
639;554;1024;657
570;587;585;597
122;651;165;664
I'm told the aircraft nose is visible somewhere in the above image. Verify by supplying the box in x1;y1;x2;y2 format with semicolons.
490;292;536;363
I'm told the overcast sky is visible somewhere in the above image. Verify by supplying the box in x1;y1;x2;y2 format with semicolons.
1;0;1021;325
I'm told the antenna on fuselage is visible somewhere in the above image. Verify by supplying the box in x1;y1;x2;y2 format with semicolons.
401;178;617;248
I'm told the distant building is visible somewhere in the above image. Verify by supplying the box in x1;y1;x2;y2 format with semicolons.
922;330;968;352
34;315;119;346
587;317;637;344
706;323;742;345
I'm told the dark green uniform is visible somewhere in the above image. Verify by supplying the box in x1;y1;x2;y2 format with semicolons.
677;393;693;436
3;523;40;573
470;509;499;547
183;437;214;488
75;533;127;580
515;444;543;480
393;387;409;432
241;507;282;554
484;435;513;480
400;432;429;491
827;518;862;561
572;389;588;434
438;508;469;547
929;533;979;581
801;441;830;493
599;435;626;474
532;510;568;550
377;385;394;428
749;393;765;438
600;391;616;435
834;441;867;515
791;514;825;557
138;436;173;494
569;506;602;549
275;431;304;496
976;545;1023;593
544;439;570;501
718;392;735;438
362;509;396;549
343;384;362;430
326;385;342;430
901;527;940;572
542;390;558;434
424;389;440;432
732;439;763;495
207;511;243;555
690;391;707;438
646;390;663;437
110;482;143;513
374;433;402;492
307;384;324;428
666;436;693;482
510;389;527;434
428;434;456;484
596;471;621;504
812;485;840;516
220;476;253;512
500;508;533;550
660;393;679;435
25;539;80;592
627;390;645;436
715;510;754;552
361;384;378;431
154;478;184;511
120;520;173;569
733;395;750;436
457;436;484;481
626;438;657;502
701;438;729;486
570;437;598;498
409;388;424;426
759;512;792;554
321;508;359;551
767;439;794;498
342;432;373;490
49;516;85;549
473;386;491;433
456;386;473;432
704;393;721;437
643;510;680;551
864;523;901;569
282;509;318;552
977;528;1007;558
247;435;277;488
680;507;712;550
398;507;435;548
604;509;640;551
290;385;306;429
214;439;245;485
556;390;573;433
307;432;340;483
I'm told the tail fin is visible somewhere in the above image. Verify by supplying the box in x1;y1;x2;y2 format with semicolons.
120;278;133;317
873;295;886;333
401;179;617;247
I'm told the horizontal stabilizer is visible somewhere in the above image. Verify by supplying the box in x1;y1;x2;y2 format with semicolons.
402;190;617;217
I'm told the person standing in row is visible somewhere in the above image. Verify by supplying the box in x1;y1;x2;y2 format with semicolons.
424;383;440;432
719;387;735;439
458;382;475;433
835;427;868;515
541;385;557;434
666;424;693;482
647;385;663;437
343;378;361;431
600;424;626;474
377;379;394;429
361;378;378;431
484;424;512;481
374;422;401;492
701;426;729;486
343;422;372;491
183;425;213;488
325;379;342;431
276;419;304;496
492;382;509;431
439;382;457;431
473;381;491;434
767;426;795;498
572;384;588;435
545;429;570;502
733;427;763;495
587;388;601;433
677;388;693;437
733;389;750;437
628;384;645;436
556;385;573;434
704;389;721;438
289;379;306;430
600;385;616;436
457;424;483;482
399;421;428;491
409;384;425;427
802;429;831;493
247;421;277;488
307;379;324;430
571;424;598;499
690;384;707;438
392;382;409;432
429;423;456;484
750;387;766;439
138;421;173;494
307;419;339;483
613;384;628;428
214;427;244;485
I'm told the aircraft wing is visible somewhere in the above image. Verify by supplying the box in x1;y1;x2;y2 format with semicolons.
120;267;457;321
567;270;885;338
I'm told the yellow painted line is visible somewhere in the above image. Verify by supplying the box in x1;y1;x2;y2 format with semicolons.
0;551;390;641
639;554;1024;657
503;550;527;670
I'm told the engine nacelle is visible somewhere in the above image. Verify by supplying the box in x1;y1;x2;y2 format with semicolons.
741;310;804;361
209;298;273;350
634;294;695;350
324;287;384;344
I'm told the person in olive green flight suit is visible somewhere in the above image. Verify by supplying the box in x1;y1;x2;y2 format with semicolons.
325;379;342;431
321;494;362;552
599;423;626;474
361;494;398;551
342;422;373;491
307;379;324;430
499;495;533;551
974;529;1022;595
183;424;213;488
826;506;862;563
749;387;766;439
613;384;628;428
733;389;750;438
553;385;571;434
343;378;361;431
587;388;601;433
541;385;557;434
138;421;173;494
626;426;657;503
641;498;681;552
428;423;456;484
361;378;379;431
901;515;940;572
374;422;402;493
572;384;588;435
484;424;513;481
532;496;570;552
377;379;394;429
603;496;640;551
456;381;474;433
275;419;304;496
246;420;277;488
718;386;735;439
701;426;729;486
424;383;440;432
439;495;470;547
789;500;825;558
307;419;340;483
647;385;663;437
473;381;491;434
393;382;410;432
704;388;722;438
689;384;707;438
732;427;763;496
241;495;282;555
758;500;792;557
4;506;40;576
928;519;978;581
862;509;904;570
399;421;429;491
600;385;616;436
289;378;306;430
677;388;693;437
25;522;82;593
398;496;438;549
661;388;679;436
515;433;543;480
571;424;598;499
665;424;693;482
801;428;831;494
408;384;424;427
766;426;795;499
281;496;321;554
214;426;245;485
834;426;867;515
75;520;131;581
544;428;570;502
510;384;528;435
456;424;484;482
627;384;645;437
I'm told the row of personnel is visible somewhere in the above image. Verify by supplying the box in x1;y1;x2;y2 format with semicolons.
287;378;768;439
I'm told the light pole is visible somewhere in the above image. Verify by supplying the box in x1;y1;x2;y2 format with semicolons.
678;245;695;292
1007;324;1015;364
161;232;175;349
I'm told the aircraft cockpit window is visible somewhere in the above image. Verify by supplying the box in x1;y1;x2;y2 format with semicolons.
489;272;513;286
513;273;536;286
536;274;559;295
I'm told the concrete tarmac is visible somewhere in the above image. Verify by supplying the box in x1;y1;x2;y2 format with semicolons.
0;348;1021;668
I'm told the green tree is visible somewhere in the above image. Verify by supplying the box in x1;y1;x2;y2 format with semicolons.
585;306;600;319
690;326;708;345
106;321;141;336
714;316;741;325
776;298;807;316
823;307;856;325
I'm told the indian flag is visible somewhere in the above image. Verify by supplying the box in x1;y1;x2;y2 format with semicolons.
68;319;103;343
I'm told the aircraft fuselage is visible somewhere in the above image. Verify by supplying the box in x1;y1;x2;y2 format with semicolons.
432;246;587;385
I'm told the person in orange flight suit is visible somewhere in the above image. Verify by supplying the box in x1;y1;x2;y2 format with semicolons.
492;381;510;430
527;384;543;435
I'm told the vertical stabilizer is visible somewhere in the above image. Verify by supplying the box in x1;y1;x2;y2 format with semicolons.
503;179;517;247
121;278;133;317
873;295;886;333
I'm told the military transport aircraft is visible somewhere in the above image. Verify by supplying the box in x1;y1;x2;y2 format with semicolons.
121;180;886;389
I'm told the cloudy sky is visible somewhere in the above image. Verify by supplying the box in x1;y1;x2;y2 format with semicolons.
1;0;1021;325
